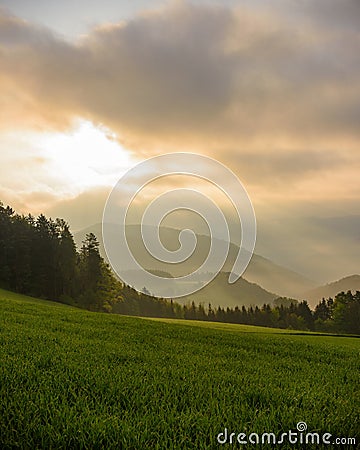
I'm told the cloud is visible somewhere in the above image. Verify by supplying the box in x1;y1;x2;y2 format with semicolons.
45;187;111;231
0;2;359;144
294;0;360;31
0;1;359;209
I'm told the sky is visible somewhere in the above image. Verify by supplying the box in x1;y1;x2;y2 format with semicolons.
0;0;359;283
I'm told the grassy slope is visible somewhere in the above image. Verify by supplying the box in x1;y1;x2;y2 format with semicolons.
0;289;359;449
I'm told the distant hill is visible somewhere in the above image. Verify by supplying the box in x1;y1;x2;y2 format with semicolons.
75;223;316;300
117;269;277;308
303;275;360;306
180;272;277;309
242;253;314;299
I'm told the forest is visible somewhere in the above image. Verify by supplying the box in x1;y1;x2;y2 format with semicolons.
0;201;359;335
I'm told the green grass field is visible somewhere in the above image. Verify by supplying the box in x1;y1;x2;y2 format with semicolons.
1;288;359;449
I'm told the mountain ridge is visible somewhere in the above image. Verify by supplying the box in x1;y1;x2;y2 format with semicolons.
75;223;316;300
303;275;360;306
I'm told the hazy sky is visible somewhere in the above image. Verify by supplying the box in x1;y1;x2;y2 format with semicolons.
0;0;359;282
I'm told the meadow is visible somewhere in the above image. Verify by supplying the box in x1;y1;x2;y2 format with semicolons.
0;288;359;449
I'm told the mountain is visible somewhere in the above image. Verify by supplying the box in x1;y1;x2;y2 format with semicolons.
303;275;360;307
240;253;315;299
115;269;277;308
248;214;360;284
74;223;316;299
179;272;277;309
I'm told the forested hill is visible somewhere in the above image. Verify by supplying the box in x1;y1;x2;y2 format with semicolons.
0;201;359;334
75;223;316;298
0;201;140;312
0;201;202;317
304;275;360;305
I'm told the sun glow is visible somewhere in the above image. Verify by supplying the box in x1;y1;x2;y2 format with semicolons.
37;120;135;194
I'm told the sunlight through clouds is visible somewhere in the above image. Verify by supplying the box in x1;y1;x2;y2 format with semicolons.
0;120;136;213
37;120;135;192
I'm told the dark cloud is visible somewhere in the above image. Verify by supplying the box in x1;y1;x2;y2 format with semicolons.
0;1;359;145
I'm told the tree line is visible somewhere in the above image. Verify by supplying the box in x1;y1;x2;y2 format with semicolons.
0;201;120;311
176;293;359;335
0;201;359;335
